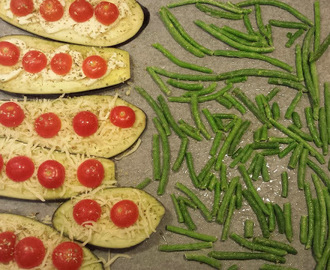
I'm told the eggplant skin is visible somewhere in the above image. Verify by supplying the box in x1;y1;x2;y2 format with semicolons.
0;213;104;270
52;187;166;249
0;35;130;95
0;0;145;47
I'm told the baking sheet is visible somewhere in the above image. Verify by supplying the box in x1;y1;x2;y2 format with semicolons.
0;0;329;269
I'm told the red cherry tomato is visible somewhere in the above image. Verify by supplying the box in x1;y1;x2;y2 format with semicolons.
0;41;20;66
39;0;64;22
110;200;139;228
22;50;47;73
10;0;34;17
37;160;65;189
69;0;94;23
82;55;107;79
15;236;46;269
6;156;35;182
52;241;83;270
73;199;102;226
0;101;25;127
95;2;119;26
109;106;136;128
50;52;72;75
34;112;61;138
77;159;104;188
0;231;16;263
72;111;98;137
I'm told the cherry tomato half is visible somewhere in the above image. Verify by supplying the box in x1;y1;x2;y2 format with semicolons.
73;111;98;137
0;231;16;264
73;199;102;226
82;55;107;79
15;236;46;269
0;101;25;127
22;50;47;73
0;41;20;66
50;52;72;75
95;2;119;26
109;106;136;128
37;160;65;189
10;0;34;17
77;159;104;188
34;112;61;138
6;156;35;182
69;0;94;23
110;200;139;228
52;241;83;270
39;0;64;22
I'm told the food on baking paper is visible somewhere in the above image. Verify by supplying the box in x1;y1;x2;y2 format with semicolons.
52;187;165;248
0;35;130;94
0;95;146;158
0;213;103;269
0;137;116;201
0;0;145;46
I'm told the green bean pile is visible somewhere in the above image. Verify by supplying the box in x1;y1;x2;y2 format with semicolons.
135;0;330;269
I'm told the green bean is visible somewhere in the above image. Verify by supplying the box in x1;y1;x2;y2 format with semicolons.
283;202;293;243
297;148;309;190
195;20;275;53
230;233;287;256
312;174;327;255
216;177;239;224
287;124;313;141
157;95;186;138
278;141;297;159
202;108;219;133
185;152;200;188
254;4;269;40
291;111;302;128
183;82;218;97
251;141;279;150
159;241;213;252
179;121;203;141
135;177;152;190
310;33;330;62
269;137;294;144
221;195;236;240
266;87;280;102
166;225;218;242
268;78;307;92
319;107;328;155
226;76;248;84
216;96;233;109
325;83;330;144
152;43;213;73
285;28;305;48
300;215;308;245
281;172;289;198
266;203;276;233
316;241;330;270
222;25;260;42
241;145;254;163
176;182;213;222
295;44;304;82
230;145;250;168
220;162;229;191
288;142;304;169
135;86;171;136
159;7;205;58
211;181;221;217
228;120;251;156
172;137;189;172
307;158;330;192
243;13;257;34
190;94;211;140
267;117;325;164
304;182;314;249
271;102;280;120
237;0;313;26
305;107;322;147
195;3;243;20
284;91;303;119
207;174;218;191
273;203;285;234
313;1;321;51
152;134;161;180
244;220;254;238
247;153;258;174
313;198;322;260
184;253;222;270
260;158;270;182
208;250;285;263
259;264;298;270
269;19;308;30
253;127;261;143
214;50;293;73
179;198;197;230
153;118;171;195
171;194;184;223
167;79;204;91
310;62;321;115
146;66;172;96
253;237;297;255
197;156;216;183
179;196;198;210
223;92;247;114
209;131;223;156
242;189;270;238
252;154;264;181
